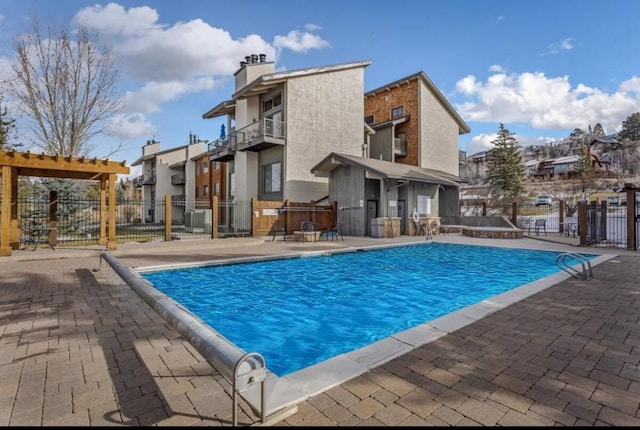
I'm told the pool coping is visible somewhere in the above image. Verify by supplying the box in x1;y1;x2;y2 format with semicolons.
105;241;616;419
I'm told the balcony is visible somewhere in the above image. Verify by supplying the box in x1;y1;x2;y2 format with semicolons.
133;174;156;187
236;117;286;152
394;138;407;157
208;133;237;162
171;174;186;185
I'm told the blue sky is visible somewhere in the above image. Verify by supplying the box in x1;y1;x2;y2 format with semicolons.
1;0;639;177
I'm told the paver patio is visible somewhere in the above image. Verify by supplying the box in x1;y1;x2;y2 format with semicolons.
1;235;639;426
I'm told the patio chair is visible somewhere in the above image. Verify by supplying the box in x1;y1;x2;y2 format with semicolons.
413;219;425;236
534;219;547;236
300;221;317;242
562;217;577;238
321;222;344;241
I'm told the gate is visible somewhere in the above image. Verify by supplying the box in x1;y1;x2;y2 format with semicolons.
585;201;606;246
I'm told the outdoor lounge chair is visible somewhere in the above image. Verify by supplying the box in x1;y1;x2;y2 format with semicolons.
534;218;547;236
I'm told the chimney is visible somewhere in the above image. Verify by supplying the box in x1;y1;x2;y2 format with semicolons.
240;60;246;67
251;54;258;63
259;53;266;63
245;55;251;64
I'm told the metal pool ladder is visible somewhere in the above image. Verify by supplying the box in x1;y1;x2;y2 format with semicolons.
555;252;593;279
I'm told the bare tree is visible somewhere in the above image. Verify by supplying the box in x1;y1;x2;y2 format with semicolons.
9;20;121;156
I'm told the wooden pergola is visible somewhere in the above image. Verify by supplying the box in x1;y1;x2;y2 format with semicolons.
0;149;130;256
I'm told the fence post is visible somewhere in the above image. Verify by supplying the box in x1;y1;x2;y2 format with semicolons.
578;200;587;246
482;201;487;216
600;200;608;241
212;196;218;239
164;195;172;242
9;170;18;249
284;199;290;234
251;198;256;237
49;191;58;247
99;176;107;246
626;189;635;251
559;200;565;234
511;201;517;226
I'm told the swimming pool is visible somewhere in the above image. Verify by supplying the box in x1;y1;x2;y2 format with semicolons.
141;242;596;377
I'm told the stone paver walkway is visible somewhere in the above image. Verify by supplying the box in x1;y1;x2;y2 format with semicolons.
1;236;639;426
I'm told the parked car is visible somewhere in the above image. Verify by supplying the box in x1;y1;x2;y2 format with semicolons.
606;195;627;206
606;196;619;206
534;194;552;206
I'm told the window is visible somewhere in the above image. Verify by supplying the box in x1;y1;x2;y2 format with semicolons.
195;164;200;175
214;161;220;170
262;161;281;193
203;162;209;173
214;182;220;196
263;93;282;113
391;106;404;118
364;115;374;125
203;185;208;196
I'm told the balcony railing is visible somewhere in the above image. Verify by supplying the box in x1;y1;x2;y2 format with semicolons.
236;117;286;152
394;138;407;157
133;174;156;187
171;174;186;185
208;132;239;162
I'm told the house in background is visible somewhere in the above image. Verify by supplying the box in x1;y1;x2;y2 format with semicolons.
311;71;469;236
131;134;206;223
202;55;372;208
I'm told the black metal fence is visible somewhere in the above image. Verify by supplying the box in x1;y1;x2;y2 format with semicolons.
472;198;633;249
8;197;255;248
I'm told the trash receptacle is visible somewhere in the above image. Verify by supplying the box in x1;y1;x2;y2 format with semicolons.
371;217;385;238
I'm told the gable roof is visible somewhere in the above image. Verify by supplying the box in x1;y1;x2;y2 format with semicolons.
552;155;579;165
365;71;470;135
311;152;462;186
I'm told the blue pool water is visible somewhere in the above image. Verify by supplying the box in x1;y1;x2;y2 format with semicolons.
141;242;595;376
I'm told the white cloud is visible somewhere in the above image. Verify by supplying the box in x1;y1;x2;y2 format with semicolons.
122;77;217;114
620;76;640;94
547;38;573;55
105;112;155;140
488;64;504;73
305;23;322;31
273;30;330;53
70;3;331;125
454;72;640;134
466;133;496;156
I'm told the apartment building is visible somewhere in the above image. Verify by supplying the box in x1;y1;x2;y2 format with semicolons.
202;54;372;205
311;72;471;236
131;134;206;223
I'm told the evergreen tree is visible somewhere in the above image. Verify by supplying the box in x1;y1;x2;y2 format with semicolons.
0;96;18;150
486;123;527;202
572;135;593;179
619;112;640;142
